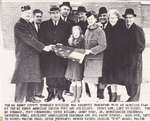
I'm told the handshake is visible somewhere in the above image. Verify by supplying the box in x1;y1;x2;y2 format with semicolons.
43;43;63;52
42;44;56;52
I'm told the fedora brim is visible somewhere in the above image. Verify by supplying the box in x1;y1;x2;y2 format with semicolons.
122;14;136;18
59;4;72;10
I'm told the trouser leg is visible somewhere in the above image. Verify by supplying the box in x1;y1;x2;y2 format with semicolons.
15;82;27;103
26;82;35;100
109;84;118;102
44;78;55;102
97;78;107;99
85;83;91;97
65;79;71;91
57;89;65;102
34;79;44;96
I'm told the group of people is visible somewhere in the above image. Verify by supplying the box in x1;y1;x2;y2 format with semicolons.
11;2;145;103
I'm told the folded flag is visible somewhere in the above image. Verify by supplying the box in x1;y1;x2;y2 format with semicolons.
53;44;86;64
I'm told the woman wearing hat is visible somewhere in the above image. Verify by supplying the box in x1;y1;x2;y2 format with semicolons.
102;9;129;102
77;6;88;34
123;8;145;102
82;11;106;102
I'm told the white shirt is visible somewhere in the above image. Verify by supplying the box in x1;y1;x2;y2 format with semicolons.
61;16;68;22
34;23;39;32
53;21;59;26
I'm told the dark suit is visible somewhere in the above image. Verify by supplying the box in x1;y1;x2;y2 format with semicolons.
126;23;145;101
11;18;45;102
39;19;69;90
32;22;44;97
61;17;75;91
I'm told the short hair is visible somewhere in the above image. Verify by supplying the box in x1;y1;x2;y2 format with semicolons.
33;9;43;15
108;9;121;19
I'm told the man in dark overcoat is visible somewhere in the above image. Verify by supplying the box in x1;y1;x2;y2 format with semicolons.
11;5;52;103
39;6;69;102
59;2;75;95
32;9;45;98
123;8;145;101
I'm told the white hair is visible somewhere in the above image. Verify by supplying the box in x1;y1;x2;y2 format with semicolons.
108;9;121;18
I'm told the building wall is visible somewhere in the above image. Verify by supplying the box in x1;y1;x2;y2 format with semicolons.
1;1;150;49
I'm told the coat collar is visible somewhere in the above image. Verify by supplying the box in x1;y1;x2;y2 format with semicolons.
87;23;99;30
128;23;136;30
49;18;64;27
61;16;68;22
19;18;38;36
19;18;30;24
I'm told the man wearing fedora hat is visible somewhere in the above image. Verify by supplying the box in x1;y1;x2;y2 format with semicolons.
39;5;69;102
59;2;72;22
98;7;108;29
11;5;53;103
59;2;75;33
97;7;110;100
123;8;145;101
59;2;75;95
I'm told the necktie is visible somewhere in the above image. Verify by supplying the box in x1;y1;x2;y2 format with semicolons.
37;24;40;32
54;21;57;26
126;24;130;29
64;17;66;22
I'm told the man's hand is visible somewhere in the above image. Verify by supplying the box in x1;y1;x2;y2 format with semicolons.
43;45;56;52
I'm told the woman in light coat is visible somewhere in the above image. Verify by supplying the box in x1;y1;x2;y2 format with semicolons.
82;11;106;102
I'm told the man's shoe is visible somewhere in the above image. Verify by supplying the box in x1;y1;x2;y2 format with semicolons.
97;89;104;99
126;97;138;102
26;97;41;103
44;94;54;102
107;86;112;102
58;96;65;102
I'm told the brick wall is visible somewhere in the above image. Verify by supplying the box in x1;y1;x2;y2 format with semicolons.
1;2;150;49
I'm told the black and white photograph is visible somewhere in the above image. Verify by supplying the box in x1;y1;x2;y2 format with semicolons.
0;0;150;120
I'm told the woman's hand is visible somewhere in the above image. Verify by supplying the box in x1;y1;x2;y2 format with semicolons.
85;49;92;55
